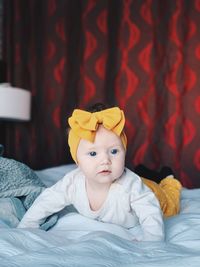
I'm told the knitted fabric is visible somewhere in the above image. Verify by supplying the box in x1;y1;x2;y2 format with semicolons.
0;157;58;230
0;157;45;209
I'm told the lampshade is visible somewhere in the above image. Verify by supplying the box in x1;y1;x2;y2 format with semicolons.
0;83;31;121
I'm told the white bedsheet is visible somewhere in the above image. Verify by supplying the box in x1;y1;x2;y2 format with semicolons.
0;165;199;266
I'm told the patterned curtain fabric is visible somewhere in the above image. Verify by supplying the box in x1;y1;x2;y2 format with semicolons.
2;0;200;188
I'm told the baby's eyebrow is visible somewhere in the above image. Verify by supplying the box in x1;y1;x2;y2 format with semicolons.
86;146;97;150
109;143;121;148
85;143;122;151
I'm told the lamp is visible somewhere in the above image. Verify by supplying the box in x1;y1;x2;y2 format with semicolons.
0;83;31;156
0;83;31;121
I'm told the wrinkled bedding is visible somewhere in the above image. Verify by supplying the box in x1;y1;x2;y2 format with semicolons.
0;157;57;230
0;164;200;267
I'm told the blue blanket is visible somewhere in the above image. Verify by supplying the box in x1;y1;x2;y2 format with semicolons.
0;157;57;229
0;187;200;267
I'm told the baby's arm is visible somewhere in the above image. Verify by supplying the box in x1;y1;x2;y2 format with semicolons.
130;176;165;242
18;173;74;229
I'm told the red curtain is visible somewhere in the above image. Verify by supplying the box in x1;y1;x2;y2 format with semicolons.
3;0;200;188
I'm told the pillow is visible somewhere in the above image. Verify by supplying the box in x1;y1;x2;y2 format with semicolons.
35;164;76;186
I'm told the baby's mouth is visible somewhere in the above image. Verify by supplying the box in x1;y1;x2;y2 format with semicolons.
99;170;111;174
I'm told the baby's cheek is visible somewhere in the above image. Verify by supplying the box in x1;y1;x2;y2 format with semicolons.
80;162;95;176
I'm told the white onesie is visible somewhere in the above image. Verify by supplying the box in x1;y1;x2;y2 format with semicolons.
18;167;164;241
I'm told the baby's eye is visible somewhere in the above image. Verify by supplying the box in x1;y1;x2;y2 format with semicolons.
110;148;118;155
89;151;97;157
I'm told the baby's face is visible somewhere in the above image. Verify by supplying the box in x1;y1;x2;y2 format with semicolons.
76;125;126;187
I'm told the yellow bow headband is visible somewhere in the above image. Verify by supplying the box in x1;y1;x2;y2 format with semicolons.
68;107;127;163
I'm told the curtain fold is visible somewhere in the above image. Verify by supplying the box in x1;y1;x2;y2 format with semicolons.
2;0;200;188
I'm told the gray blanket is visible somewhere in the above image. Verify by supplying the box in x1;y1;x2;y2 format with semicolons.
0;157;57;229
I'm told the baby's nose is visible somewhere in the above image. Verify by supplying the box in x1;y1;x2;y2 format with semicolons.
100;153;111;164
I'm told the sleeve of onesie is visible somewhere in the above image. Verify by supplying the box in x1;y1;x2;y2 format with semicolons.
130;174;165;242
17;171;75;229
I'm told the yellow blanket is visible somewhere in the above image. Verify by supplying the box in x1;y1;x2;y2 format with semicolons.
142;176;182;217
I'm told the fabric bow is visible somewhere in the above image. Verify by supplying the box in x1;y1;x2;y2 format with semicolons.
68;107;127;162
68;107;125;142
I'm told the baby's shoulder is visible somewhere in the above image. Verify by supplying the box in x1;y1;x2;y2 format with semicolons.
60;167;83;184
116;168;142;192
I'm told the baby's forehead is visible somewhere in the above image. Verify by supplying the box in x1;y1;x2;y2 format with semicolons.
80;125;123;148
96;124;118;135
79;140;122;151
96;124;121;139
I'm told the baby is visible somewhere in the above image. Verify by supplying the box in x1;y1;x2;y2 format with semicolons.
18;104;181;241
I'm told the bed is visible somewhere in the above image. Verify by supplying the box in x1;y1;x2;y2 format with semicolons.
0;163;200;267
